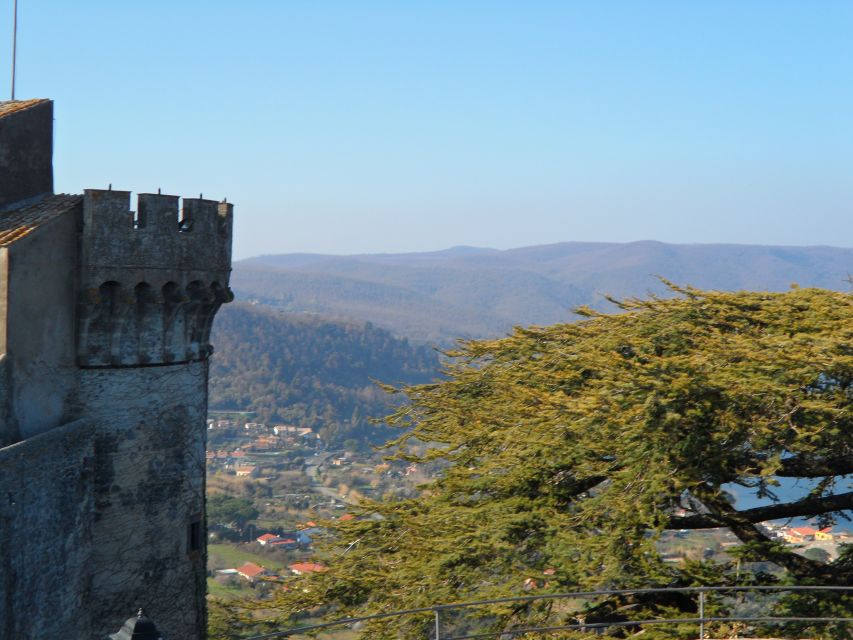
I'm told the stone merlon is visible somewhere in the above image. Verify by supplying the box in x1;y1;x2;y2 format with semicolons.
81;189;233;274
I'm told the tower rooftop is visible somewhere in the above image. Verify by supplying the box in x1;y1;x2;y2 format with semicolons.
0;98;50;119
0;194;81;246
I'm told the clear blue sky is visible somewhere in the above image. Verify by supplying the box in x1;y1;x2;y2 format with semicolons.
2;1;851;259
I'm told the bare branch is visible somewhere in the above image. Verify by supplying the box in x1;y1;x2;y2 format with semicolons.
669;490;853;529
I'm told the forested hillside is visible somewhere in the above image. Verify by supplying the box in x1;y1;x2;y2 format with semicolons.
208;304;440;446
235;241;853;344
212;241;852;446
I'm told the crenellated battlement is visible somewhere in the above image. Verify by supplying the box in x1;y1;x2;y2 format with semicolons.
81;189;232;273
77;188;234;367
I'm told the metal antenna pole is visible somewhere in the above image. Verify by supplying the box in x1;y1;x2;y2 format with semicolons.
11;0;18;100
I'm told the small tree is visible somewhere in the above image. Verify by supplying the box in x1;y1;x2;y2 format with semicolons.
804;547;832;564
207;494;259;531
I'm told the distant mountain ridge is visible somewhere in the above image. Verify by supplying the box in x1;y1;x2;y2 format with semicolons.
235;241;852;344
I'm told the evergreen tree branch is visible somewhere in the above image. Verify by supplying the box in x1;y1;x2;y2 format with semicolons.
669;491;853;529
774;455;853;478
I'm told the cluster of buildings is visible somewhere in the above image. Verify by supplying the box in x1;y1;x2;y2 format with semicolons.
208;417;319;443
215;526;329;585
206;419;322;477
218;560;329;584
213;519;331;587
256;529;315;550
776;525;849;545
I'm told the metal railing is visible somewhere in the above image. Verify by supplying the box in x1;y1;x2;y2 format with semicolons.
245;585;853;639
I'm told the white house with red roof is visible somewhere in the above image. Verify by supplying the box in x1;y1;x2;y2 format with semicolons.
235;464;258;477
289;562;327;575
236;562;268;582
256;533;280;546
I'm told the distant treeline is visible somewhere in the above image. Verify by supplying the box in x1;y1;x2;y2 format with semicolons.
208;303;440;446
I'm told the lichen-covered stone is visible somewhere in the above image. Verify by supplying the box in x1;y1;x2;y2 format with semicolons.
81;363;209;639
0;419;95;639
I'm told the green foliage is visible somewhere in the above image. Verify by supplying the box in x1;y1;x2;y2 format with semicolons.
767;586;853;640
803;547;832;563
207;494;259;530
233;287;853;638
209;303;439;446
208;598;249;640
767;542;853;640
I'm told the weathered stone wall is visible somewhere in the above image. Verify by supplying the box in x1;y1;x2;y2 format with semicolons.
0;353;215;640
0;100;53;211
0;419;95;639
3;210;79;440
78;362;209;639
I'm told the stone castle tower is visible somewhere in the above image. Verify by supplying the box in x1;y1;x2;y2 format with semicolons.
0;99;233;638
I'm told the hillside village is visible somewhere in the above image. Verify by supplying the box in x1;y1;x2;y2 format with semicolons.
204;414;431;599
206;417;321;479
205;414;853;602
